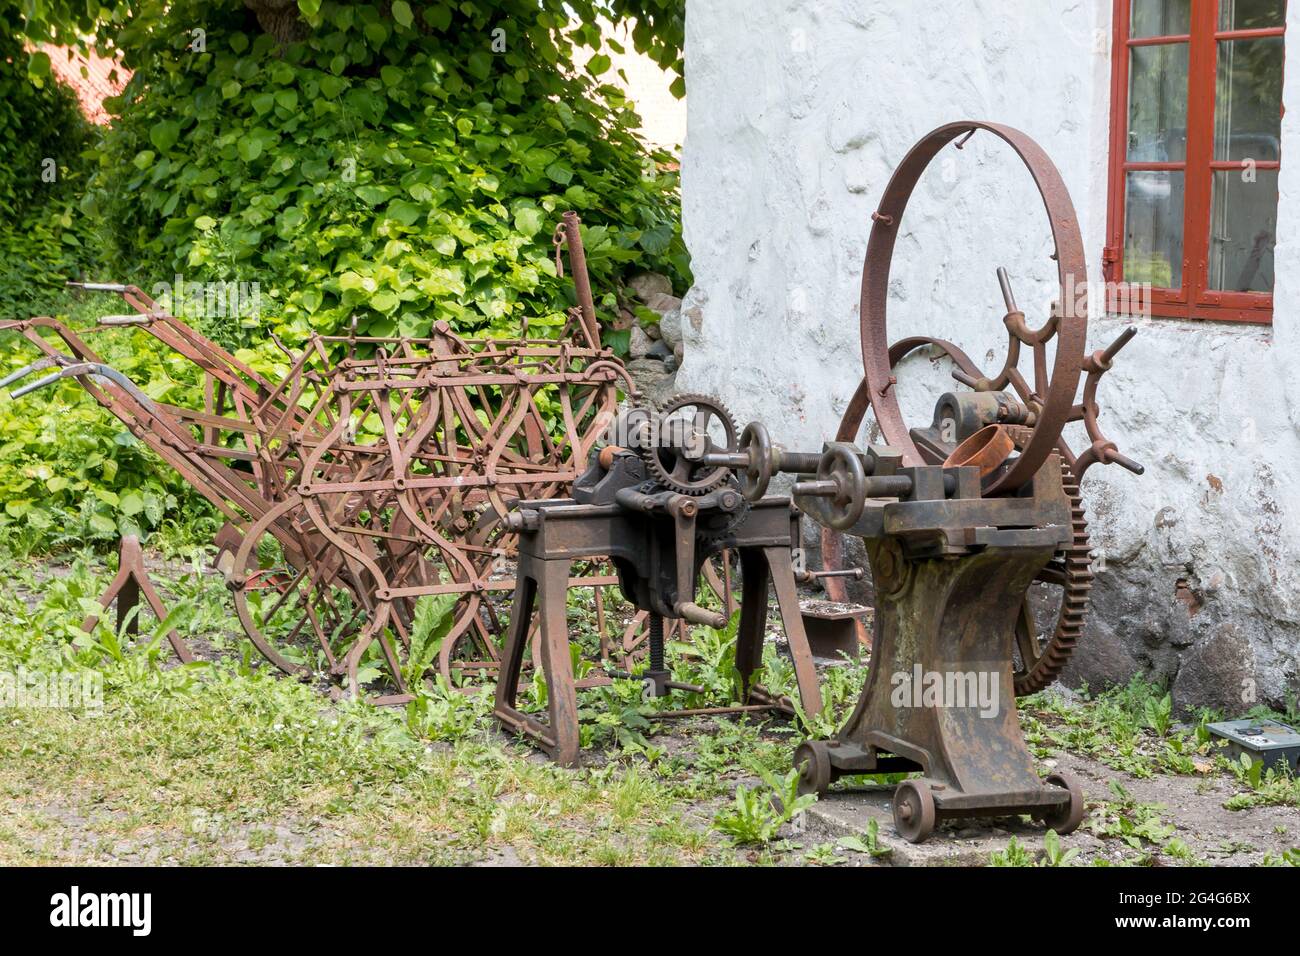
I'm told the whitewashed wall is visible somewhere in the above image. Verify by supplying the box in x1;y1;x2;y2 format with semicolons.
678;0;1300;712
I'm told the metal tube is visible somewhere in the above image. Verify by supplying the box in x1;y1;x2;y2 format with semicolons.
562;211;601;349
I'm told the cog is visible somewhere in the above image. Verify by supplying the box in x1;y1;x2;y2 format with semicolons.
695;478;751;548
641;393;738;496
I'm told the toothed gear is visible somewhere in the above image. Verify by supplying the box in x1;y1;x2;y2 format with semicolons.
1002;425;1095;696
695;477;752;547
641;393;738;496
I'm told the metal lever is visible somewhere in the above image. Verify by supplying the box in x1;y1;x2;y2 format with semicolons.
0;356;60;389
996;266;1017;313
10;361;157;411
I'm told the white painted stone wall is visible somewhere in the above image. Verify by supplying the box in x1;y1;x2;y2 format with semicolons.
678;0;1300;712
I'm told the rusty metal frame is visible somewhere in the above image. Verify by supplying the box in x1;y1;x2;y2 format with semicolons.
2;213;660;699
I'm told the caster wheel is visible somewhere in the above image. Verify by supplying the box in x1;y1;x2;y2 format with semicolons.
1040;771;1085;835
892;779;937;843
794;740;832;796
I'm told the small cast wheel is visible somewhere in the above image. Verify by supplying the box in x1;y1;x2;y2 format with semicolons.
1040;771;1085;835
738;422;773;501
818;443;866;531
794;740;833;796
892;779;937;843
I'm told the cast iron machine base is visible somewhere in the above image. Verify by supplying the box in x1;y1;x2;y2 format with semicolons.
493;397;824;767
789;449;1086;843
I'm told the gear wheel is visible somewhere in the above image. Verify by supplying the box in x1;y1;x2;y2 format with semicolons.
1012;453;1093;695
641;393;738;496
695;478;751;548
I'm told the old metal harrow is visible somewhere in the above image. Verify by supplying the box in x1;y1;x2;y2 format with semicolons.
1;213;670;699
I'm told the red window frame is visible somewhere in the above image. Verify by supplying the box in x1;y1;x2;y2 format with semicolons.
1105;0;1285;324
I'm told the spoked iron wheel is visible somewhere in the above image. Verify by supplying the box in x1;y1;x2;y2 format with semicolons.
225;498;373;680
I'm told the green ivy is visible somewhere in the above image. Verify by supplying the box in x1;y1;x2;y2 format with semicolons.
0;32;101;314
83;0;689;351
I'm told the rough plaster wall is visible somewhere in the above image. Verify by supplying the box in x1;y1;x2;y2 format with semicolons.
679;0;1300;713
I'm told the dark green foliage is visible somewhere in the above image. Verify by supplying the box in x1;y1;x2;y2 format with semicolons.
83;0;688;351
0;32;99;314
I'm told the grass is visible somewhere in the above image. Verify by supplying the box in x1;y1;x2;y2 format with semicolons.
1;547;1296;866
0;549;849;865
0;638;761;865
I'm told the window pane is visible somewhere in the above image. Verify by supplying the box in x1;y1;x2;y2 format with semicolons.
1128;44;1189;161
1214;37;1284;161
1124;170;1185;289
1218;0;1286;31
1208;168;1277;292
1131;0;1192;37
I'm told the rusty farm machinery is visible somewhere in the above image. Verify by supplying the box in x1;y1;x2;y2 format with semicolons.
0;213;695;699
490;121;1139;841
5;122;1139;844
720;121;1140;840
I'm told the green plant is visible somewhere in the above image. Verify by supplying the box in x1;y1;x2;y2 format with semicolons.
713;767;817;846
805;841;842;866
0;31;101;315
1222;754;1300;810
1143;692;1173;737
1041;828;1080;866
1162;838;1203;864
837;819;892;860
1085;781;1176;849
83;0;687;355
989;835;1035;867
401;593;458;689
405;676;492;741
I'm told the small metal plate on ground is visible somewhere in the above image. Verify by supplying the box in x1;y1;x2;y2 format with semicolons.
800;599;870;661
1207;718;1300;772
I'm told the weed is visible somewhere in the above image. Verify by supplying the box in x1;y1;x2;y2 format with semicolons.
713;766;817;846
1085;782;1176;849
989;836;1034;866
1041;828;1079;866
836;819;892;860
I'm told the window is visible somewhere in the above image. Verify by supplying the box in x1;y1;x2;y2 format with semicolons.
1106;0;1286;323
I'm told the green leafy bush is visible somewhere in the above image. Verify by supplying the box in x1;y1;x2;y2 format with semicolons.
0;32;100;314
85;0;688;351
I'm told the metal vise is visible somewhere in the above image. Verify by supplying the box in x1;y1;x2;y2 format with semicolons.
493;396;823;766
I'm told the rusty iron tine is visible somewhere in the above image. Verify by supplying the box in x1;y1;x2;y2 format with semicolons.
98;314;156;326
